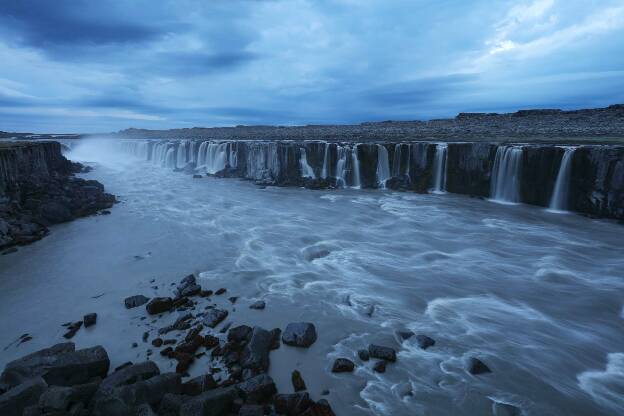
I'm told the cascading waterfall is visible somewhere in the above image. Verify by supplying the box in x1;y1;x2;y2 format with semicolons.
176;141;188;168
164;147;176;168
197;141;208;166
299;147;316;179
392;144;402;177
227;143;238;169
549;147;576;212
335;145;348;188
376;144;391;188
351;145;361;188
431;143;448;193
490;146;523;203
204;142;229;174
321;142;330;179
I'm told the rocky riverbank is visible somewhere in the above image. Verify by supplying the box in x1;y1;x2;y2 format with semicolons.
0;142;116;252
1;272;497;416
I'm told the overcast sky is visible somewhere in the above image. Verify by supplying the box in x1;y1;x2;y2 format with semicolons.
1;0;623;133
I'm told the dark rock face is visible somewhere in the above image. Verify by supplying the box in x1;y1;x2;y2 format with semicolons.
125;295;149;309
282;323;317;348
0;141;116;250
368;344;397;362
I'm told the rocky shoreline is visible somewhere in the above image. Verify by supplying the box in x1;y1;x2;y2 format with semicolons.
0;142;116;253
0;272;496;416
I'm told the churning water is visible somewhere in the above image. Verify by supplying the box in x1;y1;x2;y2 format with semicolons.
0;139;623;416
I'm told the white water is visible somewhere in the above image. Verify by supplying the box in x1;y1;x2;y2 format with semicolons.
300;147;316;179
336;145;348;188
376;144;391;189
431;143;448;193
490;146;523;203
549;148;576;212
351;145;362;188
321;142;330;179
1;139;623;416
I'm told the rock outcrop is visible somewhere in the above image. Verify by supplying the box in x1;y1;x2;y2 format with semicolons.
0;141;116;251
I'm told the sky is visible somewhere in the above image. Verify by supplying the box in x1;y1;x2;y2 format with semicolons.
0;0;624;133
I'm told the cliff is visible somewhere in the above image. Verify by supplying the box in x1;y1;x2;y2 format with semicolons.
0;142;116;251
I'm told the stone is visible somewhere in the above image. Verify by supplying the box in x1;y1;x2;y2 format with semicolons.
203;308;228;328
492;401;522;416
301;399;337;416
282;322;317;348
97;361;160;395
269;328;281;350
0;377;47;416
182;374;217;396
63;321;83;339
468;358;492;375
179;284;201;298
215;288;227;295
38;380;99;412
235;374;276;403
373;360;386;373
291;370;306;392
331;358;354;373
125;295;149;309
0;344;109;388
397;330;414;341
357;349;369;361
83;313;97;328
415;334;435;350
368;344;396;362
146;297;173;315
274;392;313;416
158;393;188;416
227;325;253;344
151;338;163;348
239;404;264;416
179;386;238;416
240;327;272;373
249;300;265;310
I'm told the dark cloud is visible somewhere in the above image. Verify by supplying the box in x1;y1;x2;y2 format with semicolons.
152;51;260;76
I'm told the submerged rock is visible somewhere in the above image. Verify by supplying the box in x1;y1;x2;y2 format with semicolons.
373;360;386;373
468;358;492;375
146;297;173;315
249;300;266;310
358;349;370;361
83;313;97;328
415;334;435;350
282;322;317;348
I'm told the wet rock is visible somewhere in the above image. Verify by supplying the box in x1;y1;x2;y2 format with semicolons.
215;288;227;295
179;284;201;298
146;297;173;315
269;328;281;350
125;295;149;309
143;332;149;342
114;362;133;372
492;401;522;416
179;386;238;416
160;347;174;358
240;327;272;374
0;343;109;388
331;358;354;373
468;358;491;375
357;349;369;361
236;374;276;403
249;300;266;310
282;322;317;348
274;392;313;416
320;389;329;396
97;361;160;395
19;334;32;344
397;330;414;341
132;343;138;348
182;374;217;396
83;313;97;328
291;370;306;392
303;398;337;416
368;344;397;362
0;377;47;416
202;335;220;349
174;353;195;374
159;313;194;334
63;321;83;339
203;308;228;328
229;296;238;304
415;334;435;350
151;338;163;348
158;393;188;416
373;361;386;373
199;290;213;297
193;174;203;179
220;322;232;334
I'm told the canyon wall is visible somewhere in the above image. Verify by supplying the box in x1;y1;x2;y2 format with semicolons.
119;139;624;220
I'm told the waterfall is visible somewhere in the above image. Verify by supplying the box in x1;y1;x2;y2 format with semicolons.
228;143;238;168
431;143;448;193
299;147;316;179
164;147;176;168
321;142;330;179
490;146;523;203
176;141;187;168
335;145;348;188
549;147;576;212
392;144;402;177
376;144;391;188
205;142;229;174
197;141;208;166
351;145;361;188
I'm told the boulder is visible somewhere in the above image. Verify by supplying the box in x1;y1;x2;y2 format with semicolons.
182;374;217;396
0;344;109;388
38;380;99;412
125;295;149;309
396;330;414;341
269;328;281;350
179;386;238;416
97;361;160;395
146;297;173;315
357;349;369;361
83;313;97;328
282;323;317;348
368;344;396;362
227;325;253;344
274;392;313;416
235;374;276;403
239;404;264;416
240;327;272;374
291;370;306;392
0;377;47;416
373;361;386;373
301;399;337;416
203;309;228;328
179;284;201;298
331;359;354;373
158;393;188;416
